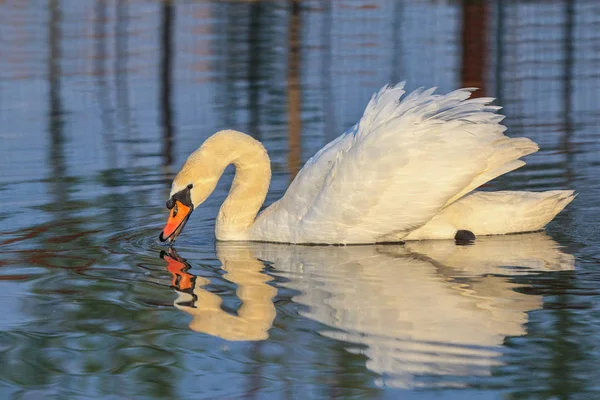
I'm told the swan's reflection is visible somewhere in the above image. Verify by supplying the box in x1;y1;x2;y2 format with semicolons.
162;233;574;388
161;247;276;341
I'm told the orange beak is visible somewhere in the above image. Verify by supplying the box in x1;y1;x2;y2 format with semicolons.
159;200;193;243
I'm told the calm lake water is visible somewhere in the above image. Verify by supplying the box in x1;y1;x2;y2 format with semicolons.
1;1;600;399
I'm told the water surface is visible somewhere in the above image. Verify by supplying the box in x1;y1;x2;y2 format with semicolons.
1;1;600;398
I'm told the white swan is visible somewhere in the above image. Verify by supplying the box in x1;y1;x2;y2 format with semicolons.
159;83;574;244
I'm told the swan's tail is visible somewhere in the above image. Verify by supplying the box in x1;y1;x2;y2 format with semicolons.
403;190;576;240
526;190;576;228
465;190;576;235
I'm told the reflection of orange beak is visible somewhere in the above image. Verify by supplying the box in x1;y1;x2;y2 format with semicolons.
160;248;194;291
159;200;193;243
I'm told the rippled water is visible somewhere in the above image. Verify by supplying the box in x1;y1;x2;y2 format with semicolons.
1;1;600;398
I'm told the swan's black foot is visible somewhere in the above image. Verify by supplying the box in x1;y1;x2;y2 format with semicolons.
455;229;476;245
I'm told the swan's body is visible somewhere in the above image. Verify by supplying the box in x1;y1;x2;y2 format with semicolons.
160;83;574;244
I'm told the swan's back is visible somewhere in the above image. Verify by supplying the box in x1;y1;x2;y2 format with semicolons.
252;83;540;244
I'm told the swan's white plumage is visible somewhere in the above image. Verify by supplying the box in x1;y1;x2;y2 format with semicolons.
403;190;576;240
169;83;574;244
249;83;572;243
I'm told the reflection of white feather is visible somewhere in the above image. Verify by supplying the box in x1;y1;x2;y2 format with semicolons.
172;247;277;341
404;231;576;274
228;232;575;388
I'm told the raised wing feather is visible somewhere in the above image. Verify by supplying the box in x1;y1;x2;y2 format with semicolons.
252;125;355;229
253;83;537;244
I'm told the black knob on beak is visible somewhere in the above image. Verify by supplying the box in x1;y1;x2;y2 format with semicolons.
166;198;175;209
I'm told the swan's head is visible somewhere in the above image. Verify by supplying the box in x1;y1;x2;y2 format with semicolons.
159;130;270;243
159;182;195;243
159;149;221;244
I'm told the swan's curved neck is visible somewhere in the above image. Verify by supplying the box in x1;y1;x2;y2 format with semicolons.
188;130;271;241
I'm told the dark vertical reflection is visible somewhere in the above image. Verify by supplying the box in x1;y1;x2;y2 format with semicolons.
94;0;125;234
561;0;574;182
42;0;100;264
161;0;175;167
287;0;302;180
321;0;336;142
214;2;285;137
246;342;265;400
9;0;100;264
328;341;378;399
48;0;65;199
549;280;585;398
546;5;579;394
494;0;504;103
221;2;242;128
115;0;134;157
43;1;97;276
461;0;488;97
247;1;262;138
390;0;403;83
95;0;117;169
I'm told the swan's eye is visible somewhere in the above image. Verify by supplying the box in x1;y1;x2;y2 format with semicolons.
172;203;178;218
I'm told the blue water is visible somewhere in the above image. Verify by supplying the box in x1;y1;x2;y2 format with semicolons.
1;1;599;398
